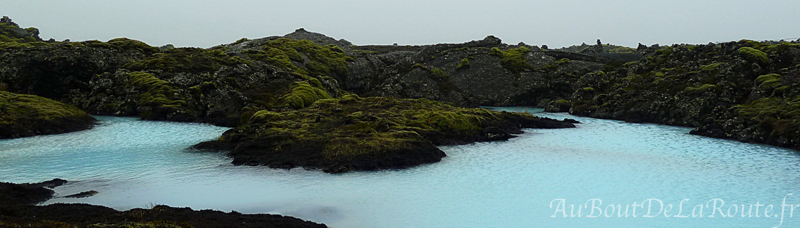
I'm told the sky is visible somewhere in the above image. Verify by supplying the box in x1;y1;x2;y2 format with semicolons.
4;0;800;48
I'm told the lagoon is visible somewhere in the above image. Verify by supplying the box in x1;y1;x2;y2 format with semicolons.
1;109;799;227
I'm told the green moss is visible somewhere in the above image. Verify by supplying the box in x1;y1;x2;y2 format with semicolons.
545;59;568;72
738;47;769;63
685;84;720;94
582;87;595;92
700;62;724;72
756;73;782;90
606;45;637;53
281;81;332;109
740;39;767;49
0;91;93;138
128;48;246;73
223;97;539;163
555;99;570;104
490;47;533;74
125;72;190;118
0;17;41;42
82;40;112;48
655;46;674;56
232;37;249;45
340;94;362;103
0;41;50;50
249;110;282;123
762;42;800;54
258;38;354;77
108;38;158;55
0;91;89;123
456;58;470;69
735;97;800;138
431;67;448;79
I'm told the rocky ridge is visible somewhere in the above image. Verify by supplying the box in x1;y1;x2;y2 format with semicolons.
569;40;800;149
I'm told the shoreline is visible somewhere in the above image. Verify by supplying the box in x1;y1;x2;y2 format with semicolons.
0;179;327;228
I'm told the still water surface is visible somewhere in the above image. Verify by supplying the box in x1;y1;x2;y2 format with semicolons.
1;109;799;228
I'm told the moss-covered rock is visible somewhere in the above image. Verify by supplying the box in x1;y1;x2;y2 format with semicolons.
127;47;246;73
738;47;769;64
490;46;534;74
0;38;150;101
126;72;196;121
569;39;800;150
456;58;470;69
194;96;576;173
0;91;95;138
281;81;332;109
0;16;42;43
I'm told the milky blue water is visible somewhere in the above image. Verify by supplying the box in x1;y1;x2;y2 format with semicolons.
2;110;800;228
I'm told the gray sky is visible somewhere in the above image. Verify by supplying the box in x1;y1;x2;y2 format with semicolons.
5;0;800;48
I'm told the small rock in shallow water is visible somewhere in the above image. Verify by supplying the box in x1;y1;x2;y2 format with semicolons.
63;190;99;198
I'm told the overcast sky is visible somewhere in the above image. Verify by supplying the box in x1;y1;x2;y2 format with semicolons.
5;1;800;48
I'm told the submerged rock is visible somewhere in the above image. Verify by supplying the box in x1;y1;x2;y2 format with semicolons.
62;190;99;198
0;179;66;205
0;91;95;139
194;95;576;173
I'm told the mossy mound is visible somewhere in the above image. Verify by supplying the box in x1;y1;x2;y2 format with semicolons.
281;81;332;109
194;95;575;173
126;72;196;121
243;37;353;77
490;46;534;74
0;16;41;43
0;91;95;138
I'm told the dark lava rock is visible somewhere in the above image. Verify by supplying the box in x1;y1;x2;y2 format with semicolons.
63;190;99;198
345;36;605;107
0;180;326;227
568;39;800;150
0;179;66;205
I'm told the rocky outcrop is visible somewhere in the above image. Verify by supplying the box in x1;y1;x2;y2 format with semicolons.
569;40;800;150
194;95;576;173
0;180;327;228
344;36;605;107
0;91;95;139
8;15;800;155
0;16;41;42
1;27;352;127
0;39;153;101
0;17;598;129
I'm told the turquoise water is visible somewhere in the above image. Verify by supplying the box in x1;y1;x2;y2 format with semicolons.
2;110;800;228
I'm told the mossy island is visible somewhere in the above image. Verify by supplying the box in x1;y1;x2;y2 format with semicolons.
0;91;95;139
195;95;576;173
